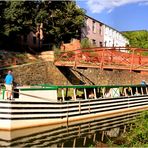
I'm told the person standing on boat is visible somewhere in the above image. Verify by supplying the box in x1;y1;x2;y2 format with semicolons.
4;70;14;100
141;80;147;86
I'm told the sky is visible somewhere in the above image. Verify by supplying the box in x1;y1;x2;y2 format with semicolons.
76;0;148;32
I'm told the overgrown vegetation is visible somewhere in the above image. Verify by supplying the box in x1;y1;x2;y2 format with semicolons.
80;38;92;48
111;111;148;147
123;111;148;147
53;45;61;58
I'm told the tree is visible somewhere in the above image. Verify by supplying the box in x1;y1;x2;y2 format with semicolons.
1;0;85;51
3;1;38;49
35;1;85;47
123;30;148;49
4;1;38;36
0;1;7;48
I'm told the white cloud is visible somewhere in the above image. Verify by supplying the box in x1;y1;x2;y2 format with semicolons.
86;0;148;13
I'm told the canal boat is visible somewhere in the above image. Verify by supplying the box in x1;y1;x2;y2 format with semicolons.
0;84;148;130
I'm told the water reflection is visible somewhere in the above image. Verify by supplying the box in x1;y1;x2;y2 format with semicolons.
0;112;139;147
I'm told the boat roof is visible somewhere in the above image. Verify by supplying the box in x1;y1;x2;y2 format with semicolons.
17;84;145;91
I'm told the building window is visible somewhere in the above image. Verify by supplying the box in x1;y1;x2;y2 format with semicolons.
100;42;103;47
92;39;96;45
85;16;88;21
92;21;96;33
99;23;103;35
33;36;36;44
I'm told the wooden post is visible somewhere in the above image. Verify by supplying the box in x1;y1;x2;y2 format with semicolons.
62;88;65;101
61;142;64;148
136;87;138;94
93;133;96;142
124;88;128;96
123;125;126;133
73;88;76;101
73;138;76;148
83;137;86;146
84;88;87;100
101;131;105;141
146;87;148;94
141;87;144;95
93;88;97;99
130;87;133;96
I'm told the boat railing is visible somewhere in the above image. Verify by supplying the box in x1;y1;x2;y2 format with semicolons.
0;84;148;102
56;84;148;102
0;84;147;131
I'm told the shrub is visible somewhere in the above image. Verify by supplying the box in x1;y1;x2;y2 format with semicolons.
122;111;148;147
53;45;61;58
80;38;92;48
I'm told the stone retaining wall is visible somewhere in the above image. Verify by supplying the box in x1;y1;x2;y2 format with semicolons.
1;61;148;86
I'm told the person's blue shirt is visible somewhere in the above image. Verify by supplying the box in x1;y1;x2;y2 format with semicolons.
141;80;147;86
5;74;13;85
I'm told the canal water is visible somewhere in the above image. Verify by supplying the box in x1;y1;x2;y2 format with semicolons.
0;112;137;147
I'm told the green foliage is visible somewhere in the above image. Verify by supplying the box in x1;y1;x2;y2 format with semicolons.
0;1;6;32
44;1;85;45
142;51;148;56
0;1;38;49
4;1;37;36
80;38;92;48
0;1;7;47
15;53;27;58
123;30;148;49
53;45;61;58
121;111;148;147
0;0;85;51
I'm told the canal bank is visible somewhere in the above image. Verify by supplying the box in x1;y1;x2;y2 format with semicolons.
1;61;148;86
0;50;148;86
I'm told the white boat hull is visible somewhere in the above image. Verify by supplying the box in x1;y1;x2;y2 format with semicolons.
0;95;148;130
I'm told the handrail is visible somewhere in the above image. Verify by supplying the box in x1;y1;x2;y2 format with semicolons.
54;47;148;71
32;84;146;89
1;84;148;102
